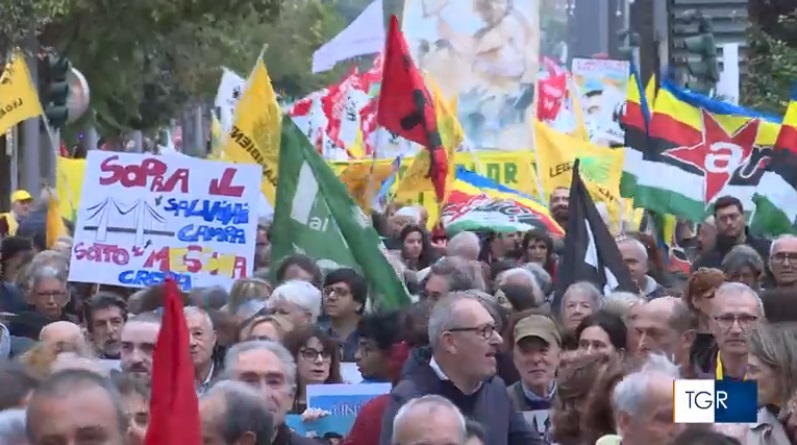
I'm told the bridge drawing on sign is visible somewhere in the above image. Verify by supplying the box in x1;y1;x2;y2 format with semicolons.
82;198;174;246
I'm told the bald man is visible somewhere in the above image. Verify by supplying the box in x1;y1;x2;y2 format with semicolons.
635;297;700;377
392;395;467;445
39;321;84;355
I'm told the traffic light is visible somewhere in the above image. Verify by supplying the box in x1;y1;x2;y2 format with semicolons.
617;29;641;61
670;13;720;96
40;54;71;128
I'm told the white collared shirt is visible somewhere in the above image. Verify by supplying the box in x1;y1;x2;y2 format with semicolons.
429;357;482;394
196;362;215;396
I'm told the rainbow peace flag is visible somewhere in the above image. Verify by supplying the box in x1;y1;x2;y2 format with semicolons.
441;168;564;237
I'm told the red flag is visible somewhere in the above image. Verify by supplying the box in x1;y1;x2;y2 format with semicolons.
144;279;201;445
377;15;448;201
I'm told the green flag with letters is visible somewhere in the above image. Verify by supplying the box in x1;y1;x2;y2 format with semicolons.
270;116;411;309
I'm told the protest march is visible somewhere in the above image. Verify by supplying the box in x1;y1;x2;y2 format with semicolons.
1;1;797;445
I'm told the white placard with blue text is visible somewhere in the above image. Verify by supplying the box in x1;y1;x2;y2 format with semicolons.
68;151;260;291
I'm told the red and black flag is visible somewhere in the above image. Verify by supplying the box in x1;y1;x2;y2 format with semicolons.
376;15;448;201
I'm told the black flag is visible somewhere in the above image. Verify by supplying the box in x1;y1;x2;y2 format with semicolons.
555;160;637;306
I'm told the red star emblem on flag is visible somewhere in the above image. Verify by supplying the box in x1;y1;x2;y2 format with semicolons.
662;109;761;204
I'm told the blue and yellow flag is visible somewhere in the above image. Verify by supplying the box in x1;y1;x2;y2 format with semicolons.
440;168;564;237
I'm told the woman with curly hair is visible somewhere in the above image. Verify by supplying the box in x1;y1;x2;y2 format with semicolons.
521;230;557;282
550;351;614;445
683;268;725;371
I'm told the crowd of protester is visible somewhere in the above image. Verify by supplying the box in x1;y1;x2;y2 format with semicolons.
1;189;797;445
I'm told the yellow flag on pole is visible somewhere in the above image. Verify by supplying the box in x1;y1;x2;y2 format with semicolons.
208;115;223;160
45;189;68;249
221;59;281;203
0;51;44;134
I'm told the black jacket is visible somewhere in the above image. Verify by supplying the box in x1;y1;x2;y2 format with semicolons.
382;355;541;445
0;283;27;314
691;228;771;274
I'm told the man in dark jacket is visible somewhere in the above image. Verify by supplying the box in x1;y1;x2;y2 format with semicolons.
691;196;771;274
380;295;541;445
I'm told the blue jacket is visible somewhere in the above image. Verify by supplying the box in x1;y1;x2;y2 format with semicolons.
380;354;541;445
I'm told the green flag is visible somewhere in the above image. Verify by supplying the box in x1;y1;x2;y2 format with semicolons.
271;116;411;309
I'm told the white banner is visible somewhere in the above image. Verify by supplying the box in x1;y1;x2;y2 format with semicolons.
312;0;385;73
215;68;246;133
69;151;260;291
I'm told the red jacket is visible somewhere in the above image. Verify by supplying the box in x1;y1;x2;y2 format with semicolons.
341;395;390;445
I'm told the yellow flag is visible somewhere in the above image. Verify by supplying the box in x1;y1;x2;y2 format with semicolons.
567;75;590;142
0;51;44;134
46;189;68;249
644;74;658;113
208;115;223;160
533;120;627;231
339;161;396;211
221;59;281;203
394;76;464;228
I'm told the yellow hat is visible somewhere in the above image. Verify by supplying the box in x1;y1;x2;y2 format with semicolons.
10;190;32;203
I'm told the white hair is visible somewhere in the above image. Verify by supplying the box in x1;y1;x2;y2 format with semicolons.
618;238;648;261
446;231;480;259
563;281;603;306
184;306;215;331
601;291;646;319
223;340;297;389
770;234;797;257
395;206;421;223
204;380;274;445
714;282;765;316
613;354;680;421
0;409;26;444
603;291;645;307
28;264;68;291
498;267;546;304
498;267;535;288
267;280;322;323
392;395;466;445
427;295;479;348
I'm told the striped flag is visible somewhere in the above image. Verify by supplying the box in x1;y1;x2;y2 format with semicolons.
620;80;782;221
750;87;797;235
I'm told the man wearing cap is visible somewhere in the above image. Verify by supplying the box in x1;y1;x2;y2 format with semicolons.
0;190;33;237
506;311;561;442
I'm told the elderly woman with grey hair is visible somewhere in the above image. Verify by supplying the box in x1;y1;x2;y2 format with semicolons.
721;244;765;290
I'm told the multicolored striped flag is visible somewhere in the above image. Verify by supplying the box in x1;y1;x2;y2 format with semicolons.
750;87;797;235
621;80;782;221
441;167;564;237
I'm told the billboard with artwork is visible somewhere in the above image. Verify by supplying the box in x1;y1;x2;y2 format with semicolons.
402;0;541;150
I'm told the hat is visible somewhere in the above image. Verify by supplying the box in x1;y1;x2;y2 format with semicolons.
10;190;32;203
513;314;561;346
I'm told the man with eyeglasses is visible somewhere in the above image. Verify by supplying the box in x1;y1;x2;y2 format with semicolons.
691;196;771;274
768;235;797;289
221;340;318;445
379;295;540;445
706;282;764;381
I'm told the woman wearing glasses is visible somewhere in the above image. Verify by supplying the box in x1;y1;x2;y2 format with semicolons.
283;325;344;414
